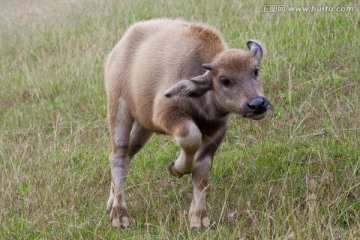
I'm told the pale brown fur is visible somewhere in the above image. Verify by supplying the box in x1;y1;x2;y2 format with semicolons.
106;19;227;133
104;19;270;229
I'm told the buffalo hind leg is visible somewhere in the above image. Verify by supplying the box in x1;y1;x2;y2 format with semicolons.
129;122;153;159
107;120;152;228
106;100;133;228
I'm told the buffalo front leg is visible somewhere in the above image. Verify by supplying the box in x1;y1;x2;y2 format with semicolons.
167;120;202;177
189;125;226;229
189;156;212;229
106;101;133;228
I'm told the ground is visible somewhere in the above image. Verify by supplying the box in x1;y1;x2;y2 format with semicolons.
0;0;359;239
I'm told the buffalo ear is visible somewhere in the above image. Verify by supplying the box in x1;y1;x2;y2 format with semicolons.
165;71;212;97
246;40;264;62
202;63;213;71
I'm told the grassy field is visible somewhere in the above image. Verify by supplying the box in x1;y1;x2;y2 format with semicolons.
1;0;359;239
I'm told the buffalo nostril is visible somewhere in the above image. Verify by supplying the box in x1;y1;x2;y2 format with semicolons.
244;97;270;119
247;97;266;110
247;103;255;109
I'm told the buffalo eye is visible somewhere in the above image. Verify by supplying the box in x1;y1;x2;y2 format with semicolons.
220;76;231;87
254;68;259;77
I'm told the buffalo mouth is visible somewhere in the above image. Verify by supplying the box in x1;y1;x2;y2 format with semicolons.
245;111;268;120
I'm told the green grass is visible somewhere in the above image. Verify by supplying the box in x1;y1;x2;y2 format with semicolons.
1;0;359;239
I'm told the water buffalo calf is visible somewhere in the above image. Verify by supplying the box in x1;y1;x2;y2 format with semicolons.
104;18;270;230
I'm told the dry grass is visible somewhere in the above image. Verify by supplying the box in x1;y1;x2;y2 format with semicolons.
1;0;359;239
